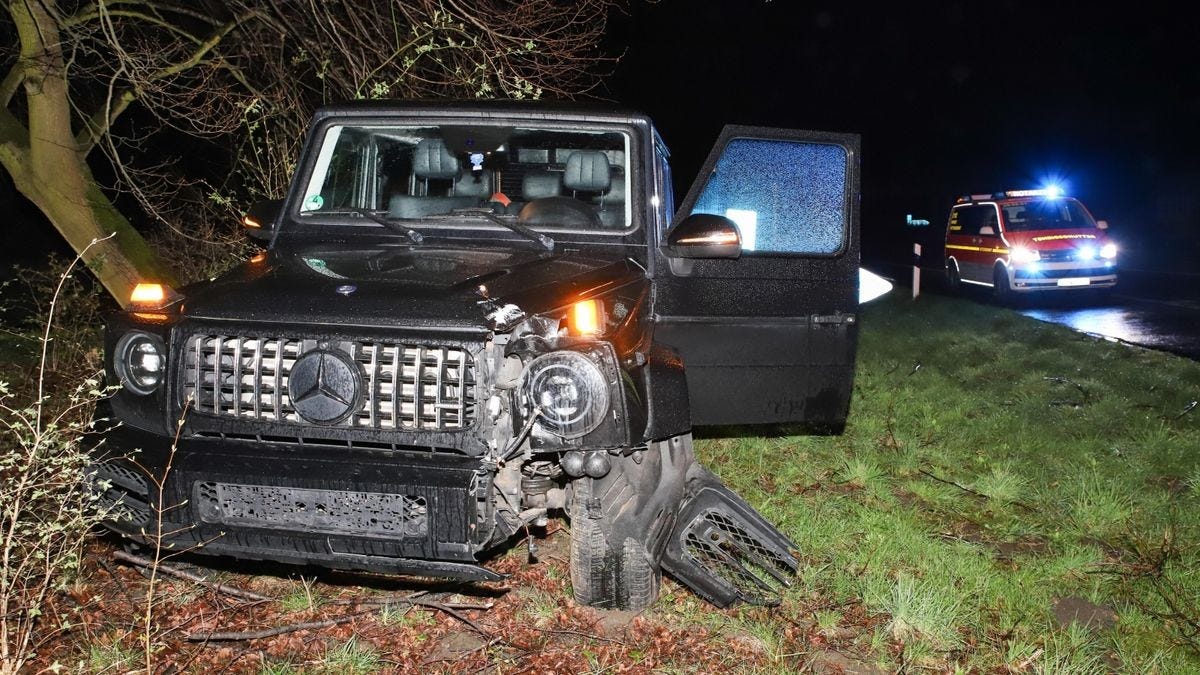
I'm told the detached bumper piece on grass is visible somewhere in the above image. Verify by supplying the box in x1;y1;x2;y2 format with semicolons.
664;463;800;607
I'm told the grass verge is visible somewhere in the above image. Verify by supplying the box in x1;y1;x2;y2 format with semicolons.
671;292;1200;671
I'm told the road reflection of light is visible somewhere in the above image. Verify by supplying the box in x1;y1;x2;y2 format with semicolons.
1021;307;1155;344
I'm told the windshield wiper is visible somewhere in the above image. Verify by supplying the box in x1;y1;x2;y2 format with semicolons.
450;207;554;252
348;209;424;245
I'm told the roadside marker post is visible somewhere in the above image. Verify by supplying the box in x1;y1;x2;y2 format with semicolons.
912;243;921;299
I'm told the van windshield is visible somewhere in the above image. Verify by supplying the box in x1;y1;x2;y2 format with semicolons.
1002;198;1096;232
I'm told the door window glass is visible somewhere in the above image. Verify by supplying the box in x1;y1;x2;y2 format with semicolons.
950;206;986;236
979;206;999;234
689;138;847;254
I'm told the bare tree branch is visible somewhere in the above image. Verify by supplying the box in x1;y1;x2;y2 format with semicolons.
0;64;25;109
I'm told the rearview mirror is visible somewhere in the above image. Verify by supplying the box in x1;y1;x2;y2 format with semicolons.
1096;220;1108;230
664;214;742;259
243;199;283;242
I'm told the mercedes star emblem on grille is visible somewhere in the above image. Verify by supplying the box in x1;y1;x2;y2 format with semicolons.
287;349;362;424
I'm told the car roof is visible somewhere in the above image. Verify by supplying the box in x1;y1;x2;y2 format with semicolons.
312;99;653;126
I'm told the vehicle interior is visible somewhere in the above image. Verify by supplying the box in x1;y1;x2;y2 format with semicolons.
302;125;632;229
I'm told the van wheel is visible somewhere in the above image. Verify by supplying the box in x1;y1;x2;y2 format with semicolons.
946;259;961;291
993;266;1012;303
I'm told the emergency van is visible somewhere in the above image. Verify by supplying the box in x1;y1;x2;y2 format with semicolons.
944;188;1117;297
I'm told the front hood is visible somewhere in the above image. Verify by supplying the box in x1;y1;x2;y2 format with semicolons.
1004;229;1111;250
180;244;644;330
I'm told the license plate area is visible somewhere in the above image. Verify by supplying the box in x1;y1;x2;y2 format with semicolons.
195;482;429;538
1057;278;1090;287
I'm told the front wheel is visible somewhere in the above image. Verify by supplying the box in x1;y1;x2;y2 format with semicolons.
567;435;692;610
569;477;660;610
993;265;1012;303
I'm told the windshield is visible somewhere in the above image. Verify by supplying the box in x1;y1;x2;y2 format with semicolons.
1001;198;1097;232
297;123;632;231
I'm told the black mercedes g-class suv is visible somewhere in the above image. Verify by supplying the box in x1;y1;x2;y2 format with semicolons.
96;101;860;610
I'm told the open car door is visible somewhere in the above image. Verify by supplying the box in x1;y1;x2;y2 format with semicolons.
653;125;860;429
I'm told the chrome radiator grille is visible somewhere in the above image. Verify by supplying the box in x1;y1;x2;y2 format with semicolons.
181;335;476;431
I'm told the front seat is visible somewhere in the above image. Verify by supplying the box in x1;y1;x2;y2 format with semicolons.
563;151;612;200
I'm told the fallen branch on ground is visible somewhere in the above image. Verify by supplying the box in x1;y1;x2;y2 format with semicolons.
113;550;273;602
186;594;496;642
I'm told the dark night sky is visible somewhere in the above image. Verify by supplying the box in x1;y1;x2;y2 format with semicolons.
606;1;1200;263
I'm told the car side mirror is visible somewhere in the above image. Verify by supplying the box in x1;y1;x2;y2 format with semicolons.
664;214;742;259
979;225;995;236
1096;220;1109;230
243;199;283;243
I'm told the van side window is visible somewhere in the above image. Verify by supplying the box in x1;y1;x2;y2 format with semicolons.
950;206;983;236
979;207;999;234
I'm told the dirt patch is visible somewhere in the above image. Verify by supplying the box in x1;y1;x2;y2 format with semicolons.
1052;596;1118;632
808;649;887;674
994;535;1051;560
423;630;488;664
1147;475;1190;496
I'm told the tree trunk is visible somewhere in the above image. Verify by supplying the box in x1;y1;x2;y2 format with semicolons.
3;0;177;307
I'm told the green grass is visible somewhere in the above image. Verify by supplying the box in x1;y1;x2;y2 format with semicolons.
319;637;381;674
279;576;324;613
86;638;139;673
663;293;1200;672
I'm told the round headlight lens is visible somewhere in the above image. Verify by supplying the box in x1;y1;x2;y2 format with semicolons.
1100;243;1118;259
524;351;610;438
115;331;165;395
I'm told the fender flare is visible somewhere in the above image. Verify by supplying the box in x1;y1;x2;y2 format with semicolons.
639;341;691;443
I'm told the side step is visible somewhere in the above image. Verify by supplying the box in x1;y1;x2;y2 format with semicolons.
662;464;799;607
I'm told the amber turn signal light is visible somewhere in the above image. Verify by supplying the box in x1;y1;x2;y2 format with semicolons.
569;299;603;336
129;282;178;310
243;215;262;229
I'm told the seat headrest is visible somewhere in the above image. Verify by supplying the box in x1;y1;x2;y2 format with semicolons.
521;171;562;200
413;139;459;179
563;151;611;193
453;172;491;197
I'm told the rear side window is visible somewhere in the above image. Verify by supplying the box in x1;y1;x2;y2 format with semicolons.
949;205;996;236
689;139;848;255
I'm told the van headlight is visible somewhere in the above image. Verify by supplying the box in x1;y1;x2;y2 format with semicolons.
114;331;166;395
1010;246;1040;264
1100;243;1117;259
523;351;610;438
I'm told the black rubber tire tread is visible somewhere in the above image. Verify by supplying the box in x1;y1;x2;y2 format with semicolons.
621;537;660;610
567;441;683;611
569;478;614;608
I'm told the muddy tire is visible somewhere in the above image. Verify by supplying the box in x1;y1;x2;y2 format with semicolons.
567;436;692;610
569;475;660;610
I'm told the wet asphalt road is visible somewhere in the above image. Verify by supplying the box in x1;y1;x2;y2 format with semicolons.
871;263;1200;361
1017;289;1200;361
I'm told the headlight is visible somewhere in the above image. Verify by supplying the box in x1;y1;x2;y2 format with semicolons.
114;331;166;395
1100;243;1117;259
524;351;610;438
1077;245;1096;261
1010;246;1040;264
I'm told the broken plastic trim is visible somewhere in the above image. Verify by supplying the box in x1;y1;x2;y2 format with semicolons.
662;464;799;607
